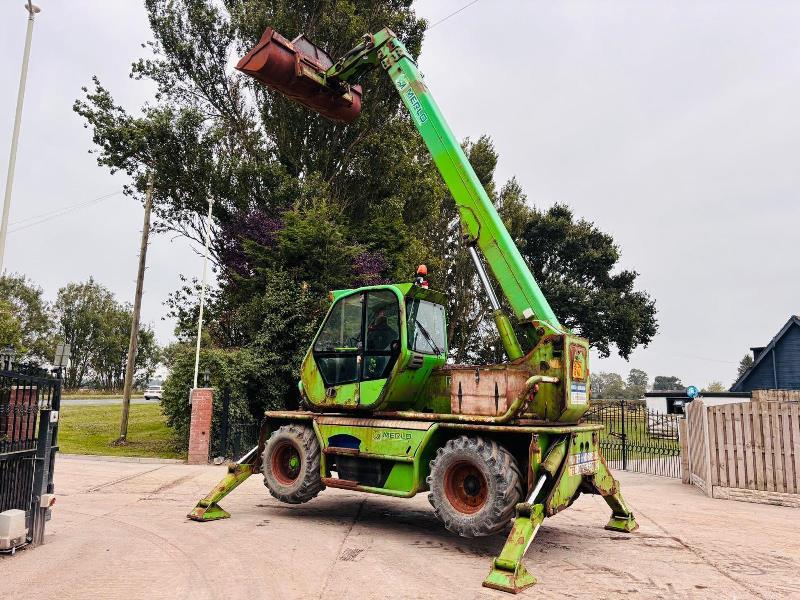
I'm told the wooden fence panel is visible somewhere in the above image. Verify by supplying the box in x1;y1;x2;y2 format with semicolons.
714;407;728;487
724;405;739;487
741;403;755;490
732;404;746;488
772;402;785;493
791;404;800;495
679;419;689;484
752;403;765;491
762;403;775;492
752;389;800;403
692;405;705;478
782;404;795;494
721;406;731;486
684;400;708;492
707;404;718;486
686;401;800;504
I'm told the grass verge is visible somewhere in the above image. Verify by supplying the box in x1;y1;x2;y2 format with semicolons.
62;392;140;400
58;403;184;460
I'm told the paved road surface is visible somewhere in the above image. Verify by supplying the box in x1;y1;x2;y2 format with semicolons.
60;397;157;406
3;456;799;599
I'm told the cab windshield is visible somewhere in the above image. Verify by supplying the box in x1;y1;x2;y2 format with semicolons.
406;299;446;355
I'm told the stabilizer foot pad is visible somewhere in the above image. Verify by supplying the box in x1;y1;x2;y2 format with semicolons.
188;503;231;521
605;514;638;532
482;562;536;594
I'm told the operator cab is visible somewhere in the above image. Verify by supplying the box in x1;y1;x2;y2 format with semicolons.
300;274;447;412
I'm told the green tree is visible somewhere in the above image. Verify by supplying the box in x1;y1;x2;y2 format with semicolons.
0;299;24;355
75;1;658;417
515;205;657;359
653;375;684;392
54;279;116;388
74;0;427;255
89;302;130;389
443;138;659;363
0;273;55;362
53;279;160;390
737;353;754;378
624;368;649;399
90;302;161;391
161;345;262;448
443;136;502;363
133;328;162;388
229;270;321;412
591;371;626;399
702;381;727;393
590;372;613;399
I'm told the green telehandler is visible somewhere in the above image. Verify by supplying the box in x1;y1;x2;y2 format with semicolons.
189;26;638;594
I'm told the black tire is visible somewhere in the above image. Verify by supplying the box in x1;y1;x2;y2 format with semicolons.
427;435;523;537
262;424;324;504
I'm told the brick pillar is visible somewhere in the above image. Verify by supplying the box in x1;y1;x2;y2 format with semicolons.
187;388;213;465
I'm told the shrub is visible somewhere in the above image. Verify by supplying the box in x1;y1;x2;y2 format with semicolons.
161;345;269;449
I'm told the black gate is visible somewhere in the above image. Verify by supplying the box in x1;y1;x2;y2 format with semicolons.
584;401;682;478
0;356;60;550
209;388;260;462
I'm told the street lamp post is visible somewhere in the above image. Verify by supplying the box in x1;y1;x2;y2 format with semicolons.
193;198;214;390
0;2;41;272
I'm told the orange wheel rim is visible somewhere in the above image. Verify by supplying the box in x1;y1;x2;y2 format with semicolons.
272;442;301;485
444;461;488;514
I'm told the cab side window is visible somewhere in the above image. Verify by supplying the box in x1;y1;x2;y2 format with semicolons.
313;293;362;385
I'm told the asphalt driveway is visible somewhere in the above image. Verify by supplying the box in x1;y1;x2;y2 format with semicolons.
3;455;798;599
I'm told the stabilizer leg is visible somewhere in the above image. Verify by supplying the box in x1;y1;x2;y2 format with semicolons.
482;502;544;594
188;462;255;521
588;456;638;533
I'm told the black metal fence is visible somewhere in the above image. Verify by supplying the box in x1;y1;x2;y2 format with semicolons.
209;388;260;461
0;356;61;549
584;401;682;478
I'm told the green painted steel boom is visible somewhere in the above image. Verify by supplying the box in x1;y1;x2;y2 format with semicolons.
324;30;562;337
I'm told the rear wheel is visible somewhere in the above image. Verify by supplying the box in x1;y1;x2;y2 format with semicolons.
262;424;324;504
427;436;523;537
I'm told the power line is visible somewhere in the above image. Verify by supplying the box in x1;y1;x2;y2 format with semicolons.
427;0;481;30
669;354;738;365
10;189;122;226
9;189;123;233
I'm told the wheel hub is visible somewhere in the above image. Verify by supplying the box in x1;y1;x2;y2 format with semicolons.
444;461;488;514
272;442;301;484
463;474;481;496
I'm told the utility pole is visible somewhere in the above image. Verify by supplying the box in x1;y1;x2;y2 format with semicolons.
193;198;215;390
0;2;41;272
117;170;154;443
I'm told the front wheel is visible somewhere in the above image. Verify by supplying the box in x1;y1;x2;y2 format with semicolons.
427;436;523;537
262;424;324;504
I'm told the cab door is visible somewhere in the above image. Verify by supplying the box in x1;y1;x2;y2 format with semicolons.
311;292;363;408
310;289;401;409
359;289;401;408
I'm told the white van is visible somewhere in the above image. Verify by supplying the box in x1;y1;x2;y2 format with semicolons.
144;384;163;400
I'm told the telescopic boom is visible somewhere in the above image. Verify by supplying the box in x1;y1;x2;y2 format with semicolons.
237;28;562;357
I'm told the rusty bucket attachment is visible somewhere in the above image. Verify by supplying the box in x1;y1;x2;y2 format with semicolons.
236;28;363;123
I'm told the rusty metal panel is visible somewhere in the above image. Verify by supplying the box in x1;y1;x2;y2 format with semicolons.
449;366;530;416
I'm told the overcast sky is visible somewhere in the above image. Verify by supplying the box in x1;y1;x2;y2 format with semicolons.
2;1;798;389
